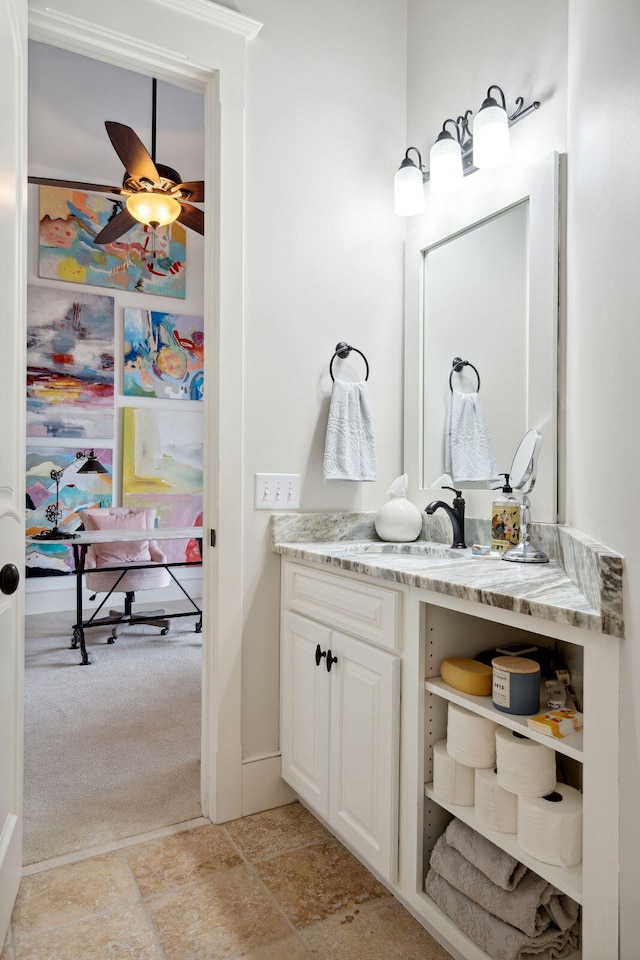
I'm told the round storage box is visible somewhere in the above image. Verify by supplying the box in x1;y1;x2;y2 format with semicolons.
491;656;540;715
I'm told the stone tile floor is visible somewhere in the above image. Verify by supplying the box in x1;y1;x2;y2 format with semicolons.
1;803;453;960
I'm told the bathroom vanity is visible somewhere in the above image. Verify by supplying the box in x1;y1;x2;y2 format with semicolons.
275;515;622;960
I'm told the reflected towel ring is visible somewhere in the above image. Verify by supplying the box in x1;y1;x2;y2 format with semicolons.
329;342;370;381
449;356;481;392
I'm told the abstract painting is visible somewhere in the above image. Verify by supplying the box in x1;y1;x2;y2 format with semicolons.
27;286;115;439
124;308;204;400
39;186;187;299
26;446;113;577
122;407;203;562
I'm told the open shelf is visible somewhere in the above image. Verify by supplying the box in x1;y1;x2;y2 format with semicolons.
414;889;581;960
424;783;583;903
425;676;584;762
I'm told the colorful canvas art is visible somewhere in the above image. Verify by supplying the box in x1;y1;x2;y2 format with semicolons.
26;446;113;577
27;286;115;439
122;408;203;562
124;308;204;400
39;186;186;299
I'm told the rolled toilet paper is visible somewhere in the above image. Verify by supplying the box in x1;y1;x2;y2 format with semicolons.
432;739;475;806
446;703;499;768
474;767;518;833
518;783;583;867
495;728;557;797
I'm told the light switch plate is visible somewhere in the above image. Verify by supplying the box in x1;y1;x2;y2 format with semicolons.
255;473;300;510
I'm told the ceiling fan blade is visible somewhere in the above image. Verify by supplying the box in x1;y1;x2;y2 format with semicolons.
105;121;160;183
177;181;204;203
28;175;123;196
177;202;204;235
93;207;138;245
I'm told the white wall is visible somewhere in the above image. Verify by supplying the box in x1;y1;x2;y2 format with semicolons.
235;0;408;761
566;0;640;951
407;0;568;174
27;42;204;613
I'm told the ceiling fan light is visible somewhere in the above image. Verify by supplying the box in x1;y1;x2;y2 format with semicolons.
126;192;181;228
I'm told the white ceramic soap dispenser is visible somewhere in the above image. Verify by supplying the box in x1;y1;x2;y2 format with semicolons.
374;474;423;542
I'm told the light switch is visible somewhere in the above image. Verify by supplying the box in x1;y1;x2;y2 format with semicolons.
255;473;300;510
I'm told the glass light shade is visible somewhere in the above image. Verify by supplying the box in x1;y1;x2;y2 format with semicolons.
473;102;510;169
394;160;425;217
126;192;181;227
429;134;463;196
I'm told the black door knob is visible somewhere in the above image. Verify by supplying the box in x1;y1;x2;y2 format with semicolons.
0;564;20;596
326;650;337;673
315;643;327;667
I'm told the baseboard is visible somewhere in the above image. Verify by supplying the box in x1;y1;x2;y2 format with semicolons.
241;754;297;817
25;571;202;616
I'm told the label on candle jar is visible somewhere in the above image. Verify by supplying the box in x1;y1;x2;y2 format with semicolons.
492;665;511;708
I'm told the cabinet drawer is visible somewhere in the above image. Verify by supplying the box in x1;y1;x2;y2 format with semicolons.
283;561;399;650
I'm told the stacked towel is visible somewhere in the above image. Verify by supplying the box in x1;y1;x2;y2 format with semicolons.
445;390;498;482
425;819;579;960
323;379;377;481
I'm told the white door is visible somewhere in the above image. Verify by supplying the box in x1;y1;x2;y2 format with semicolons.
0;0;27;942
280;612;331;816
328;631;400;882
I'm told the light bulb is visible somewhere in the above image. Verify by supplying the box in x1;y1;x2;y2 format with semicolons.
126;192;181;228
473;96;510;169
394;155;425;217
429;131;463;196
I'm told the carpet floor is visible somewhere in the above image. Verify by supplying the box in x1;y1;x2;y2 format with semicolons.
23;601;202;865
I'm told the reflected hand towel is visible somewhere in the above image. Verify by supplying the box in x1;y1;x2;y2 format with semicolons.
445;389;498;482
323;379;377;481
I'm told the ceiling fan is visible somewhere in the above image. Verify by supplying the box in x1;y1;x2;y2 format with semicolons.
28;79;204;245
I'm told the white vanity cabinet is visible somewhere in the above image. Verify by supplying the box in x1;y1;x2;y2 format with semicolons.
277;546;621;960
280;560;403;881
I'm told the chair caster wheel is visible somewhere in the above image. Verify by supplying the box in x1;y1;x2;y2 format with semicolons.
195;621;202;633
107;636;115;644
161;628;169;636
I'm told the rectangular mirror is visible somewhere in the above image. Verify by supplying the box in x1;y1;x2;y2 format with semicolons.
404;153;561;522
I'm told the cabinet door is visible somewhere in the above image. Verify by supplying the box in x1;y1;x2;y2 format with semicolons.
281;611;331;817
328;630;400;881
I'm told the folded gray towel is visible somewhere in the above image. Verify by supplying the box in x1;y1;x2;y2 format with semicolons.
429;835;579;938
445;818;528;890
426;870;580;960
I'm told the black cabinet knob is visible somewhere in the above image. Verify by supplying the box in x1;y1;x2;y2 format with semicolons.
315;643;327;667
0;564;20;596
326;650;337;673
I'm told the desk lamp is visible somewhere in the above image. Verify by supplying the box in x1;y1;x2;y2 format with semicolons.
32;449;107;541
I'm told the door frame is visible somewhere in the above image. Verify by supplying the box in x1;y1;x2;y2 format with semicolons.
27;0;261;823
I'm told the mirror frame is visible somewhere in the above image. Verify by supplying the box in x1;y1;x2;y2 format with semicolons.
403;152;561;523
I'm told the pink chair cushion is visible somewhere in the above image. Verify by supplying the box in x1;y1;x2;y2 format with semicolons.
83;510;152;565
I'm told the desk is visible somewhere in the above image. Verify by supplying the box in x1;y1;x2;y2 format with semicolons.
27;527;203;665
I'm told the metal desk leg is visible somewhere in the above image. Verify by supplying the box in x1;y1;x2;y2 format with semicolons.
71;543;90;665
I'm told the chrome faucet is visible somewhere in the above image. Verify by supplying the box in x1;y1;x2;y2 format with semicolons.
425;486;466;549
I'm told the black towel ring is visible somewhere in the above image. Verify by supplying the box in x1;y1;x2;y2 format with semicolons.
449;356;481;392
329;342;370;381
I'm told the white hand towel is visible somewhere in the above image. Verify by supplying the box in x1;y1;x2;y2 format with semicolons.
445;389;498;482
323;379;377;481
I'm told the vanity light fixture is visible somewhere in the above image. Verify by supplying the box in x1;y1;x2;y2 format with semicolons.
394;147;426;216
429;119;465;195
394;85;540;215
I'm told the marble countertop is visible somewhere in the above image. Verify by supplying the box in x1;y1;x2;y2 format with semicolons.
272;516;624;638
